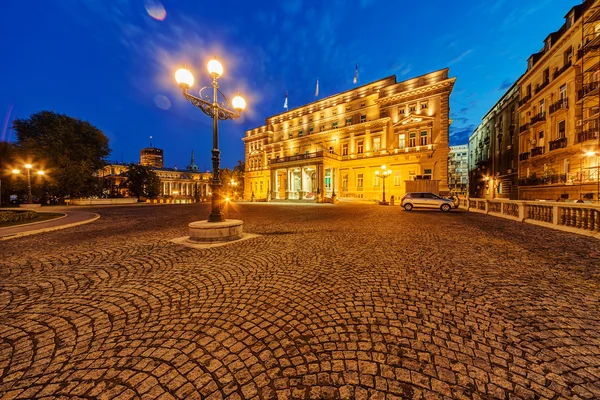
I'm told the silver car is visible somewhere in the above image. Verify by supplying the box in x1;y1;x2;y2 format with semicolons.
401;192;454;212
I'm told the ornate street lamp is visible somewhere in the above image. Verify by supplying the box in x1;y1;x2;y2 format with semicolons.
175;58;246;223
375;165;391;205
12;164;45;204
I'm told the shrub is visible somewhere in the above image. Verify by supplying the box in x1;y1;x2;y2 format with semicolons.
0;210;37;223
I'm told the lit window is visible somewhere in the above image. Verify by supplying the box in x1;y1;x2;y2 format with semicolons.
558;120;566;138
409;133;416;147
373;173;380;187
342;143;349;156
342;174;348;189
420;131;428;146
357;173;364;188
399;134;406;149
346;118;352;126
373;137;381;152
357;140;364;154
394;171;401;186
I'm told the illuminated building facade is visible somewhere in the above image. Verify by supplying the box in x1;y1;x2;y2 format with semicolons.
243;69;455;201
140;141;164;168
448;144;469;195
517;0;600;201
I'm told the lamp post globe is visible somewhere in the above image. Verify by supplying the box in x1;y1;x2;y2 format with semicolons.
12;169;20;174
207;59;223;78
232;95;246;111
175;68;194;89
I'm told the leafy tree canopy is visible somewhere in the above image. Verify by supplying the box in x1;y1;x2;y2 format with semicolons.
12;111;111;198
125;163;161;199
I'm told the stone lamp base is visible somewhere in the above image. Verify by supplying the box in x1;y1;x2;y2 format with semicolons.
188;219;244;242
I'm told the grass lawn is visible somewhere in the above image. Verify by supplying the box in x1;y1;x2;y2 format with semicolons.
0;213;65;228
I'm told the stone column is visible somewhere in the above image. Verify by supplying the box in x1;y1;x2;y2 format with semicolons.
382;126;388;151
350;132;356;155
271;169;277;200
285;169;291;199
365;129;371;153
300;168;305;199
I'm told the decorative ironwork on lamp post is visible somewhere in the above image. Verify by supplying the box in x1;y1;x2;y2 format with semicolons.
12;164;45;204
175;59;246;222
375;165;391;205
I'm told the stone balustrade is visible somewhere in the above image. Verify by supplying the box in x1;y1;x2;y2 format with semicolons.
458;197;600;239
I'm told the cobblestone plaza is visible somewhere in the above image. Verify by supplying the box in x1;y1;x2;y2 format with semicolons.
0;204;599;399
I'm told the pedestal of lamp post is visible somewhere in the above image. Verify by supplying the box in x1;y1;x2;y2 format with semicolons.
188;219;244;242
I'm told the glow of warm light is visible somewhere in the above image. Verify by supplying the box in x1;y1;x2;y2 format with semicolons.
207;59;223;78
381;165;387;170
375;170;380;176
145;0;166;20
585;151;598;157
225;197;230;202
12;169;20;174
484;176;490;181
175;68;194;89
232;94;246;111
25;164;32;169
37;170;45;175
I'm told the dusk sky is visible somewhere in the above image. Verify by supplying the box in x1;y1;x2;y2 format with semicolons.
1;0;576;169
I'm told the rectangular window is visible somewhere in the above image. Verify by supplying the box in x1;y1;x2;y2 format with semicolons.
421;101;428;110
332;121;338;129
399;107;406;115
394;171;401;186
543;68;549;82
558;120;566;138
320;125;325;132
357;140;364;154
564;158;570;174
346;118;352;126
409;133;416;147
329;146;334;154
357;173;363;188
260;182;263;192
360;102;366;108
540;99;545;114
373;173;380;187
298;130;303;137
409;105;416;112
360;114;366;123
399;134;406;149
560;84;567;100
539;131;544;139
342;174;348;190
342;143;348;156
309;127;314;133
346;106;351;111
423;168;432;179
420;131;428;146
527;84;532;97
373;137;381;152
325;176;331;189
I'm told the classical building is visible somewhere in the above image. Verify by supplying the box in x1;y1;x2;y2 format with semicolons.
243;69;456;201
468;83;520;199
517;0;600;201
140;138;164;169
448;145;468;195
98;151;212;203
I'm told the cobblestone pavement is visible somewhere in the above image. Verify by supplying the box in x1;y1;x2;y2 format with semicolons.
0;203;599;400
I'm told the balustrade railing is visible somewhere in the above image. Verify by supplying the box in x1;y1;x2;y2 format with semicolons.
458;197;600;238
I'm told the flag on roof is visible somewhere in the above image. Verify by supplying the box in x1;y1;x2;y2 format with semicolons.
353;64;359;85
284;91;288;110
315;79;319;97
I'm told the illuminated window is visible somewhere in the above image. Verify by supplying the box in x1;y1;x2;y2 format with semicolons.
409;132;416;147
423;169;432;179
260;181;263;191
420;131;428;146
342;143;348;156
399;134;406;149
357;140;364;154
373;137;381;152
342;174;348;189
394;171;401;186
558;120;566;138
357;173;363;188
373;173;380;187
346;118;352;126
360;115;366;123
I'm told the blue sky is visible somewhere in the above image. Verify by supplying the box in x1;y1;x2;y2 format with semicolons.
0;0;576;169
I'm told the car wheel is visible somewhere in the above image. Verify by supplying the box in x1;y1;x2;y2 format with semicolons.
441;204;451;212
404;203;413;211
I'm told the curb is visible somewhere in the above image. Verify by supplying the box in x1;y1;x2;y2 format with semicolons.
0;211;67;229
0;213;101;241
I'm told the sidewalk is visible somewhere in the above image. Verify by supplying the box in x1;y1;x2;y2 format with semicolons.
0;210;99;240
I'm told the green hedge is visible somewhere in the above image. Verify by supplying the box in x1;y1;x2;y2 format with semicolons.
0;210;38;223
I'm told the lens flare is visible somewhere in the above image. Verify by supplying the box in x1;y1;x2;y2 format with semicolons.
145;0;166;21
154;94;171;110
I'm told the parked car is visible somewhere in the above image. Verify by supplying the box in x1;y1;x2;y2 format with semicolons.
401;192;455;212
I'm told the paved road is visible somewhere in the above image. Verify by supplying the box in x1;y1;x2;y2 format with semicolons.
0;203;599;399
0;210;99;240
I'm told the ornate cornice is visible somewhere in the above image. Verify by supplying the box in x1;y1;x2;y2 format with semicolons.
376;79;456;106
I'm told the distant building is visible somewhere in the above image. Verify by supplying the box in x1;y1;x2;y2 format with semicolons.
242;69;456;201
98;151;212;203
468;83;520;199
448;145;468;195
140;137;164;168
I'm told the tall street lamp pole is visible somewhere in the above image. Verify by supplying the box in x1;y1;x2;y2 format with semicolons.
375;165;391;205
12;164;45;204
175;59;246;222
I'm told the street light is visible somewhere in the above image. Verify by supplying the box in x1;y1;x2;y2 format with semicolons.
585;150;600;203
175;58;246;223
12;164;45;204
375;165;392;205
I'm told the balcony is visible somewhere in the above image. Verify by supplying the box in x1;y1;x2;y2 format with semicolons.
270;150;324;165
519;152;530;161
518;173;571;186
553;61;572;80
519;123;530;133
530;146;545;157
530;112;546;126
519;94;532;107
549;98;568;114
535;79;550;94
549;137;567;151
577;128;599;143
578;81;599;100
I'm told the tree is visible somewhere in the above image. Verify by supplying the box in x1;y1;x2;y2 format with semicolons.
12;111;111;199
0;141;19;205
125;163;160;199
